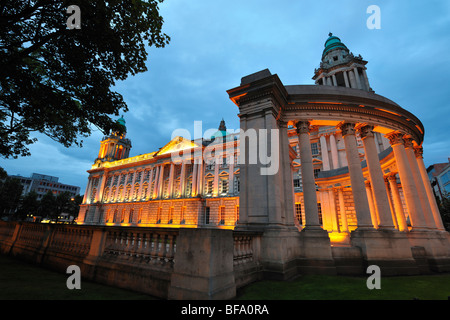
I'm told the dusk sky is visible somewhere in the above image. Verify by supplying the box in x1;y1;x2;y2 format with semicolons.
2;0;450;194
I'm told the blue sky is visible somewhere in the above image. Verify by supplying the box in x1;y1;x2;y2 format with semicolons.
2;0;450;194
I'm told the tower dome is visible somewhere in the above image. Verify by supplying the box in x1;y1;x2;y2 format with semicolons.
322;33;348;57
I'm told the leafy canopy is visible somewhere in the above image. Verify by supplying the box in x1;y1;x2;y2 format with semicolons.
0;0;170;158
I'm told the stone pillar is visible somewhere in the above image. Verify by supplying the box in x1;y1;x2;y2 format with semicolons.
353;67;362;89
358;124;395;229
386;132;427;230
328;188;339;232
82;177;93;204
362;69;370;91
213;157;220;197
191;163;198;197
229;161;235;195
365;181;379;228
329;133;339;169
414;146;445;231
157;164;165;199
386;173;408;231
320;135;330;171
337;187;348;232
343;71;350;88
338;122;374;229
179;161;186;198
296;121;321;230
404;137;436;229
167;163;175;198
331;74;337;86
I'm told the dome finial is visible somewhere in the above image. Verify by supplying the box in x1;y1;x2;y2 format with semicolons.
328;32;333;37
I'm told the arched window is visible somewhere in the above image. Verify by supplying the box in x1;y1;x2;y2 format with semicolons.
111;186;116;202
141;182;149;200
124;184;131;201
103;187;110;202
133;183;140;200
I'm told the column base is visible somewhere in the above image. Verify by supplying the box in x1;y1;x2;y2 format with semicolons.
407;229;450;273
297;228;337;275
350;228;419;276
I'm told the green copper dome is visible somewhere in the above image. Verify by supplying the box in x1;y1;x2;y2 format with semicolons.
322;33;348;57
117;115;126;127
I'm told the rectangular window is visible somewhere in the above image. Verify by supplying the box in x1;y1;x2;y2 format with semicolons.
295;203;302;225
206;180;213;195
311;142;319;155
314;169;321;179
317;202;323;225
205;207;210;225
293;179;301;188
180;206;186;224
220;179;228;195
219;206;225;225
168;207;173;224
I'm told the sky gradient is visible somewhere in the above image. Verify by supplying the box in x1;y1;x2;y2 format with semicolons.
2;0;450;194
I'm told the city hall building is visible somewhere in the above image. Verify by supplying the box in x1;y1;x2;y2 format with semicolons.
78;34;449;272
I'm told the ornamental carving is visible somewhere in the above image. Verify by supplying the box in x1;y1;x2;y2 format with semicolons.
357;124;375;139
385;132;404;146
296;121;311;134
337;122;356;137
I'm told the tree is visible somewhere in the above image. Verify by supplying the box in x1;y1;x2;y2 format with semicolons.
38;190;57;220
17;190;40;220
0;0;170;158
0;177;24;218
438;193;450;231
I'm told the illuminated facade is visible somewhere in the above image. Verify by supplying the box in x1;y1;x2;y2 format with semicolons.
78;34;449;273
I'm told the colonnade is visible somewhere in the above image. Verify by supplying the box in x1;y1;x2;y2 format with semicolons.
296;120;445;234
319;66;370;91
83;156;240;206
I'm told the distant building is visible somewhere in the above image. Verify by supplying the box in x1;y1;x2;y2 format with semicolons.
427;159;450;200
8;173;80;200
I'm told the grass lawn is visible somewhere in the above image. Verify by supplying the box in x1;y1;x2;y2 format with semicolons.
1;254;449;300
0;254;156;300
237;274;450;300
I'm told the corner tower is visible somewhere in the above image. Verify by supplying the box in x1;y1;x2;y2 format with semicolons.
313;33;372;92
95;116;132;164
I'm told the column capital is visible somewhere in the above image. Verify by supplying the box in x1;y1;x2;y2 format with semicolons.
337;122;356;137
355;123;375;139
403;136;414;149
385;172;398;181
364;180;371;188
414;145;424;159
385;131;405;146
295;120;311;134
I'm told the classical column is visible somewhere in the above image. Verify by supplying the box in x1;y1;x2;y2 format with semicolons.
386;173;408;231
404;137;436;229
296;121;321;229
328;188;339;232
343;71;350;88
384;177;399;229
114;174;121;202
157;164;165;199
338;122;374;229
213;157;220;196
329;133;339;169
229;160;235;195
365;181;379;228
106;174;115;202
385;132;427;230
129;170;138;201
167;163;175;198
348;70;357;89
191;162;198;197
362;69;370;91
358;124;395;229
82;177;93;204
353;67;362;89
320;135;330;171
179;161;187;198
337;187;348;232
414;146;445;230
331;74;337;86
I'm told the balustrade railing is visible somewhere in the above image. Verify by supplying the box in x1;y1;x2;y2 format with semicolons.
50;225;93;256
103;228;178;268
233;231;261;267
